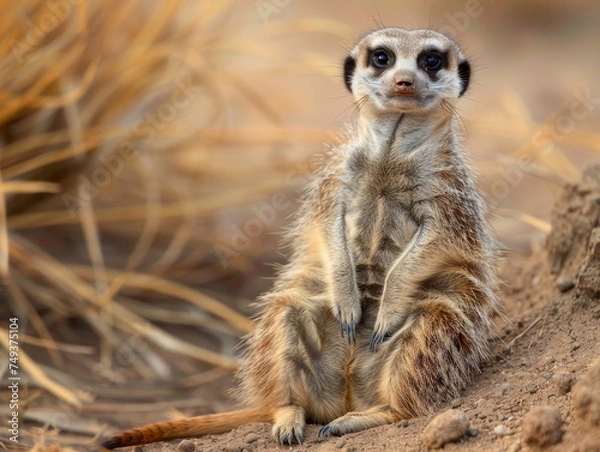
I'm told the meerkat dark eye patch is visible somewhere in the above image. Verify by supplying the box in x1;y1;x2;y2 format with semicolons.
458;60;471;96
367;48;395;75
343;55;356;92
417;49;449;80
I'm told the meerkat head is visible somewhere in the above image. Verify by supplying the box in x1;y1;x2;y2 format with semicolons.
344;28;471;114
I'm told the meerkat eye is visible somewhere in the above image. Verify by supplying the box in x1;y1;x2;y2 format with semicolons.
421;52;443;71
371;49;393;68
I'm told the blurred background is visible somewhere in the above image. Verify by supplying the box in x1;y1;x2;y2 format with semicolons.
1;0;599;449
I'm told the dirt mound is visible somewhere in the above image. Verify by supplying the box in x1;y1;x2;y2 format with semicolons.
109;166;600;451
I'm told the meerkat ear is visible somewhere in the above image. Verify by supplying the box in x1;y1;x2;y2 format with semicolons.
343;55;356;93
458;60;471;96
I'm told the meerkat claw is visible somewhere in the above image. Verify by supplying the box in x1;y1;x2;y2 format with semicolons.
369;331;385;352
347;322;356;343
318;425;332;438
337;310;358;343
337;311;345;338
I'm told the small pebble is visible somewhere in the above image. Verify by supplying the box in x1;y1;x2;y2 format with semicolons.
177;440;196;452
552;372;574;395
398;419;409;428
494;424;509;437
335;438;346;449
522;406;563;448
245;433;259;444
555;276;575;292
467;428;479;437
421;409;470;449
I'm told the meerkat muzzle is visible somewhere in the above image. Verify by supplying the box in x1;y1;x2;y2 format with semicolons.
393;71;417;94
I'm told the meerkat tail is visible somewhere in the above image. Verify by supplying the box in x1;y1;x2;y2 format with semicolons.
100;407;272;449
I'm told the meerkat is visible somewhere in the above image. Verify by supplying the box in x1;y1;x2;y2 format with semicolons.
101;27;499;449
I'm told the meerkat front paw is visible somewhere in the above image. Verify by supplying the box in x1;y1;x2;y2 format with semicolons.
369;319;390;351
370;305;410;351
334;297;362;344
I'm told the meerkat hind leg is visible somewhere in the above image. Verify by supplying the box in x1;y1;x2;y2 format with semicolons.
317;405;401;438
272;405;306;445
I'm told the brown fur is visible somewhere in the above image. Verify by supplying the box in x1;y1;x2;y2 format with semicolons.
101;27;499;449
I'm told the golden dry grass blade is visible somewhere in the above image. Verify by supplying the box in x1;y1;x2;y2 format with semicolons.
497;209;552;234
514;140;580;183
128;320;238;370
18;335;94;355
31;59;98;109
8;177;289;229
72;266;252;334
182;367;231;388
3;141;98;179
7;280;64;367
0;328;85;406
148;223;192;274
75;1;87;35
0;126;127;163
122;161;162;273
120;299;238;335
563;129;600;154
0;181;60;194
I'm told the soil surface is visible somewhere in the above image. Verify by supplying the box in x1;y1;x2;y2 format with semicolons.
101;165;600;452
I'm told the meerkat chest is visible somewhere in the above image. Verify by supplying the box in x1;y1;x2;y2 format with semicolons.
341;152;421;300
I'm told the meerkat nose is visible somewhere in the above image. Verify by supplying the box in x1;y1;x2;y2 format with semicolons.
393;71;416;93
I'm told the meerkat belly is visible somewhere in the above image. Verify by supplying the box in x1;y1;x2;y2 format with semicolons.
342;179;420;411
345;185;419;311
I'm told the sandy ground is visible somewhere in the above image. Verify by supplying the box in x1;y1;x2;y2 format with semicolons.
99;166;600;452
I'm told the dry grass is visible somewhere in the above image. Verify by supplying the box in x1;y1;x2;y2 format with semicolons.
1;1;599;449
0;1;349;448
